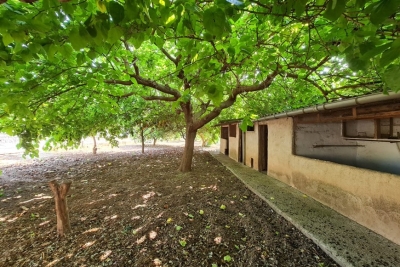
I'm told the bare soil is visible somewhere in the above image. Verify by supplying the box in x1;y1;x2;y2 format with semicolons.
0;146;338;267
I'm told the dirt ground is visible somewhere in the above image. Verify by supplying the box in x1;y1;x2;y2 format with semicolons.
0;145;338;267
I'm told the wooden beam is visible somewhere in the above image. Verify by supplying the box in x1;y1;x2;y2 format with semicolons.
352;107;357;118
296;111;400;124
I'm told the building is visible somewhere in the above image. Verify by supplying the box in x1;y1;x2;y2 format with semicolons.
218;92;400;246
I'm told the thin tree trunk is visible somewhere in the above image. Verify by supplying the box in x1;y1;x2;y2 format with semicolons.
92;135;97;154
140;127;145;154
178;128;197;172
49;180;71;237
153;138;157;146
199;133;207;147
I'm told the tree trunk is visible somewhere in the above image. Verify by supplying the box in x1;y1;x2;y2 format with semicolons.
178;128;197;172
92;135;97;154
153;138;157;146
140;127;145;154
49;180;71;237
199;133;207;147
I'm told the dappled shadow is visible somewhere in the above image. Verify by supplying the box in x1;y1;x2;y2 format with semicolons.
0;149;338;267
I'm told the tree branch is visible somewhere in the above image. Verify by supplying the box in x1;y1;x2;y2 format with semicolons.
333;80;382;90
142;95;178;101
105;75;181;99
193;69;280;129
160;48;179;66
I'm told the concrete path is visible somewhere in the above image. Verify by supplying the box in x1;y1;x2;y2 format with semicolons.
212;153;400;267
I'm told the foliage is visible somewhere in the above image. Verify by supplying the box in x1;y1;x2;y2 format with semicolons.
197;124;219;147
0;0;399;170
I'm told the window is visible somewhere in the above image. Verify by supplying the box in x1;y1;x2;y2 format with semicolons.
229;124;236;137
343;117;400;141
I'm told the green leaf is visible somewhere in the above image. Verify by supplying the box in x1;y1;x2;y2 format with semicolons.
2;32;13;46
392;38;400;48
87;25;97;38
355;0;367;8
239;116;254;132
87;48;97;60
109;1;125;25
360;43;391;61
294;0;308;17
223;255;232;262
383;64;400;91
346;55;368;71
59;43;74;58
61;2;75;15
323;0;346;21
370;0;399;25
69;28;87;51
76;53;86;66
203;7;226;39
131;32;145;49
108;26;123;44
359;41;375;55
380;46;400;67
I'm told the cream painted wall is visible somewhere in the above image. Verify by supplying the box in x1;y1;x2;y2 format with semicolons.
244;123;259;169
267;118;400;245
229;125;239;161
220;139;228;155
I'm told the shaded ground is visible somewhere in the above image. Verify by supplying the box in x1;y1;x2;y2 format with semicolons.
0;147;338;267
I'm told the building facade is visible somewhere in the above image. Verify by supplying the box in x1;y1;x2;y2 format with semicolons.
219;92;400;245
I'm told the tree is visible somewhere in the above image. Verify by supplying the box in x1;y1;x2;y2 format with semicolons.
0;0;399;171
198;124;220;147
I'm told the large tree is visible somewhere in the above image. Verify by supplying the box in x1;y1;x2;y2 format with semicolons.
0;0;399;171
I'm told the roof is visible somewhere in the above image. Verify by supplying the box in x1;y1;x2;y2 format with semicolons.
255;91;400;122
214;119;242;126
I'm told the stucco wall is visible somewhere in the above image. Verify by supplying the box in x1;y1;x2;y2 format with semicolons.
295;123;358;166
220;139;228;155
267;118;400;246
296;121;400;175
229;126;239;162
244;124;259;168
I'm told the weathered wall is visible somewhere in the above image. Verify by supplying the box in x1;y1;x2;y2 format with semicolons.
295;121;400;175
295;122;358;166
356;141;400;174
220;138;228;155
244;123;259;169
229;126;239;161
267;118;400;246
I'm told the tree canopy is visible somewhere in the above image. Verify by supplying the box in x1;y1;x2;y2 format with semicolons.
0;0;399;171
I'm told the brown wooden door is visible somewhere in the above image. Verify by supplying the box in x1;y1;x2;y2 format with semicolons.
258;125;268;171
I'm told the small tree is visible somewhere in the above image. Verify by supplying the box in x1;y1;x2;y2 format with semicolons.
49;180;72;237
